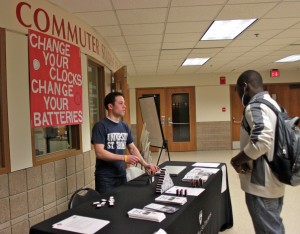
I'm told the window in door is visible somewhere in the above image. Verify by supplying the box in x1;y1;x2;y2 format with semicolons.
171;93;190;142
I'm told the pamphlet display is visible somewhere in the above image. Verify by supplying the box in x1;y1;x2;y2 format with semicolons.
156;168;174;194
140;123;152;164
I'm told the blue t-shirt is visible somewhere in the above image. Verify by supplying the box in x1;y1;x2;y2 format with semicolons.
91;118;133;178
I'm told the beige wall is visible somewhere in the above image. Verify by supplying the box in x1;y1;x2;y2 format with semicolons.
128;70;300;124
196;86;230;122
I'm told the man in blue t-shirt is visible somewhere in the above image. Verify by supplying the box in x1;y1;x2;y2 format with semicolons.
91;92;159;193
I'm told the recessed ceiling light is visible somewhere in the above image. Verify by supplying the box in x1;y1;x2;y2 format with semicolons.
275;55;300;63
182;58;210;66
201;19;256;41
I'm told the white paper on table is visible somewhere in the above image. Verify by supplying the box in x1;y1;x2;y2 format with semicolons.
221;165;227;193
154;228;167;234
52;215;110;234
188;167;219;175
192;162;220;168
165;186;205;196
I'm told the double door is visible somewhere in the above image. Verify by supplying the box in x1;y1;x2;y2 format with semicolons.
136;87;196;151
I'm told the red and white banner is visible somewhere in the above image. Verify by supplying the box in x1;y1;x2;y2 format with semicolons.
29;29;83;128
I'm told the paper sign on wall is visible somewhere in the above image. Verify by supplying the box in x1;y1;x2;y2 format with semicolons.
28;29;82;128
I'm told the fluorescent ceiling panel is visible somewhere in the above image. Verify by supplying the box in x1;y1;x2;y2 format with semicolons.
201;19;256;40
275;55;300;63
182;58;210;66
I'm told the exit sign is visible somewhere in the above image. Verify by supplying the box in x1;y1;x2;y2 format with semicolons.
270;69;280;77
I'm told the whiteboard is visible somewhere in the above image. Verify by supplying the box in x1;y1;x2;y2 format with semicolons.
139;96;165;148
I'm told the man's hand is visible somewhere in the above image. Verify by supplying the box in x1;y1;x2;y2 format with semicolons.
144;163;159;175
126;155;140;165
231;151;252;174
231;163;251;174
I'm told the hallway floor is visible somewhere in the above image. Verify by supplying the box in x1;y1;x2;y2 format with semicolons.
152;150;300;234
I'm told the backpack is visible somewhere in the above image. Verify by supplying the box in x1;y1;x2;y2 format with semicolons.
243;98;300;186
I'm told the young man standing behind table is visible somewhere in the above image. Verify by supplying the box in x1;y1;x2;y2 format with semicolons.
92;92;159;193
230;70;285;234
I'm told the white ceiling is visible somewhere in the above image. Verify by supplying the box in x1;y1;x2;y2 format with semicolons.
49;0;300;76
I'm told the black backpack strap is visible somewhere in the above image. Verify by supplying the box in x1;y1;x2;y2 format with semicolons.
241;109;251;135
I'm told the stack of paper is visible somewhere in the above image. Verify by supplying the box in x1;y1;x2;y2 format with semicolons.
144;203;179;214
155;195;187;205
128;208;166;222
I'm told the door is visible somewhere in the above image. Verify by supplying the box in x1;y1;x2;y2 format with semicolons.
136;87;196;152
230;85;244;149
165;87;196;151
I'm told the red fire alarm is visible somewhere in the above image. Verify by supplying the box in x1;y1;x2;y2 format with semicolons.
220;76;226;85
270;69;280;77
222;107;226;112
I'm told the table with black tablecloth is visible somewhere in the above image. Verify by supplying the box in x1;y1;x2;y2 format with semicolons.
30;161;233;234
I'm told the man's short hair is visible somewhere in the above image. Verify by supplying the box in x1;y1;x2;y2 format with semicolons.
237;70;263;88
104;92;124;110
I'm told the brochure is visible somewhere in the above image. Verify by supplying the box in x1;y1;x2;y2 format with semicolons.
155;195;187;205
128;208;166;222
144;203;179;214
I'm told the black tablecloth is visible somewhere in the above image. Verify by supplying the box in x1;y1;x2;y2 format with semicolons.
30;161;233;234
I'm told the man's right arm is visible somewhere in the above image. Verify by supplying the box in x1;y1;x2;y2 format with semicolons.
94;143;139;165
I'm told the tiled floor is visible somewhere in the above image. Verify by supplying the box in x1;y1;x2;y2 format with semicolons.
152;150;300;234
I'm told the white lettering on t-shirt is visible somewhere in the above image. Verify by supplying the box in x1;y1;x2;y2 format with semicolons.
107;133;128;141
107;142;114;149
107;133;128;150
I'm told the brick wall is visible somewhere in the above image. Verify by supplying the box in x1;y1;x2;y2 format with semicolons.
197;121;231;150
0;151;96;234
